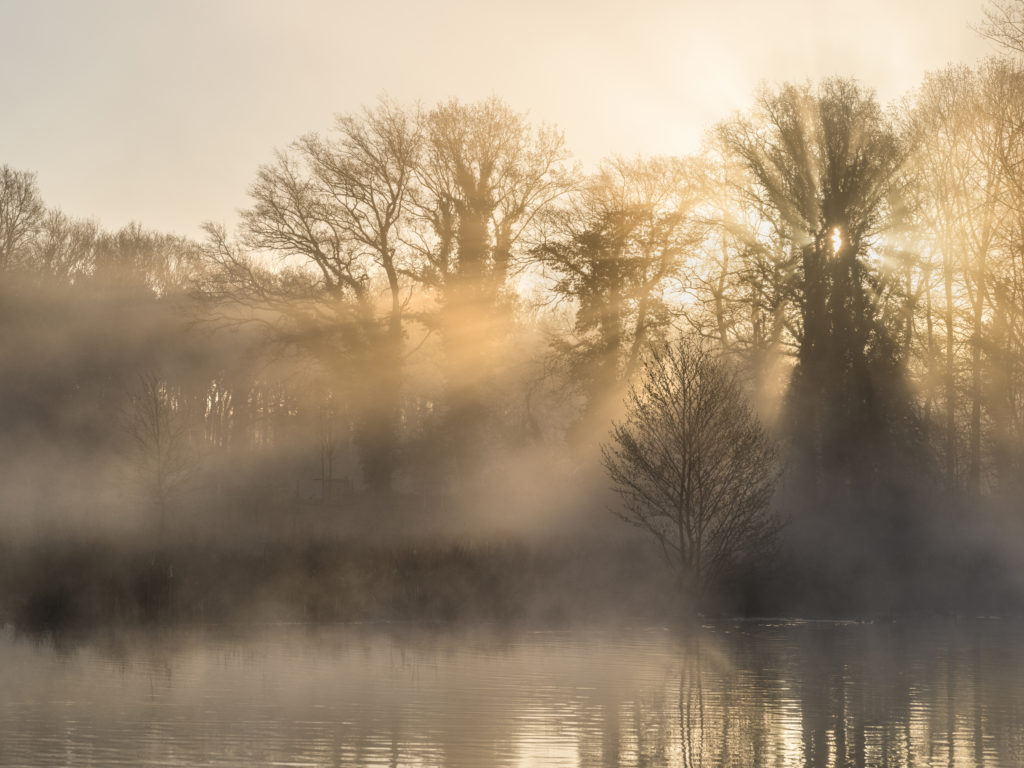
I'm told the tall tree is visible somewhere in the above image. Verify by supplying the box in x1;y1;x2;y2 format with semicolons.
125;372;194;534
228;103;424;494
905;60;1024;495
0;165;45;270
297;100;421;492
410;97;572;468
27;211;97;281
685;142;795;420
986;60;1024;494
719;79;919;502
533;156;707;442
978;0;1024;56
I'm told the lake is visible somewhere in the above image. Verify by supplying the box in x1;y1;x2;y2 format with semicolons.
1;619;1021;767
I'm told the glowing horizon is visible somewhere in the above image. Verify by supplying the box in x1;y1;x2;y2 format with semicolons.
0;0;995;238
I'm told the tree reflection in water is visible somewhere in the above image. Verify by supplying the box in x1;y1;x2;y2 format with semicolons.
655;621;1023;768
2;621;1023;768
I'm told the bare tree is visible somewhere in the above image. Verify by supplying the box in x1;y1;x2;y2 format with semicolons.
409;97;574;472
232;115;412;493
27;210;97;280
0;165;46;270
602;338;778;603
412;97;571;298
298;100;421;492
299;98;421;339
93;222;202;295
125;372;194;533
978;0;1024;56
908;62;1024;493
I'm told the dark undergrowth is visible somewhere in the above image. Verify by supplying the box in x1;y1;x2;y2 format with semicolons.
0;535;682;638
3;501;1021;640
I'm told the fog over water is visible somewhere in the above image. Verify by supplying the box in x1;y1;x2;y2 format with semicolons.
4;621;1024;768
5;1;1024;765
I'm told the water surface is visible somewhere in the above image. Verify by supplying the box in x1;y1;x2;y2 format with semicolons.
1;620;1022;767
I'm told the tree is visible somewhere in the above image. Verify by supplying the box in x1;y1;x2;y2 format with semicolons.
533;156;708;443
412;97;571;300
410;97;572;470
985;60;1024;495
719;79;919;501
0;165;45;270
229;101;422;494
299;98;420;337
908;61;1024;493
685;140;796;422
602;338;778;604
125;372;194;534
978;0;1024;56
296;100;421;492
27;210;97;281
199;222;374;492
91;222;202;296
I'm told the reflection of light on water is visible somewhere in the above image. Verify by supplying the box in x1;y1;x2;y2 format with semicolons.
1;622;1023;767
513;693;593;768
774;696;805;767
513;723;578;768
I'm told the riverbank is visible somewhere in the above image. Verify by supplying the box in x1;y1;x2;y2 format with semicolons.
0;535;685;636
3;518;1021;638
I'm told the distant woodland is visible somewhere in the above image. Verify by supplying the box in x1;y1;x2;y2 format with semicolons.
5;11;1024;624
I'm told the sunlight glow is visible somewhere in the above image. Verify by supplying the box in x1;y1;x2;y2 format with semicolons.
831;227;842;255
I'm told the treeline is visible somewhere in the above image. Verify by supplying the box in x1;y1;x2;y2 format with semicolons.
5;44;1024;614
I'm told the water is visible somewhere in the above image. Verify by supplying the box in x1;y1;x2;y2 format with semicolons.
1;620;1022;767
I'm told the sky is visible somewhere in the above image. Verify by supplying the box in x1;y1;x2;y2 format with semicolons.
0;0;997;238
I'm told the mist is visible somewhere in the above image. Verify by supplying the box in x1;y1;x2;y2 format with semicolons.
5;2;1024;766
5;59;1024;625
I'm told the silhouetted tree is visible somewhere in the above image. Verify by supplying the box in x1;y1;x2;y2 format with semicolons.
410;97;572;471
719;79;920;504
0;165;45;270
685;142;795;422
984;61;1024;496
413;97;571;300
124;372;195;533
908;61;1024;493
978;0;1024;56
534;156;708;444
92;222;201;296
297;100;421;492
27;210;97;281
198;222;370;490
603;338;778;605
229;108;417;492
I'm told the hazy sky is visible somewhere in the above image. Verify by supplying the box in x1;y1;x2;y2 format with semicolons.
0;0;995;237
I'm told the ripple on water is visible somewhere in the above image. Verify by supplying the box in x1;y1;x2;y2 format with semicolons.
1;621;1023;767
